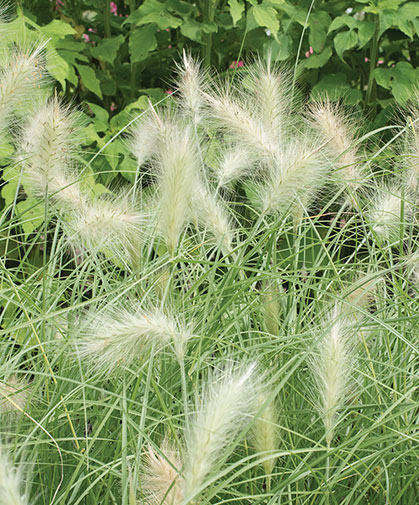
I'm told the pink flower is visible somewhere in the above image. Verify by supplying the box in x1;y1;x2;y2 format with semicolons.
310;46;314;54
229;60;244;69
305;51;310;58
88;27;97;33
377;59;384;65
305;47;314;58
364;57;369;62
82;34;90;42
110;103;117;111
110;1;117;15
165;89;173;95
168;44;172;49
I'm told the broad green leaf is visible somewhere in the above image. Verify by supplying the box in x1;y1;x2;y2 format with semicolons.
264;33;292;61
90;35;124;65
309;12;331;52
300;46;333;69
328;14;356;33
251;5;279;35
125;0;182;29
39;19;76;38
46;47;70;91
1;180;18;206
86;103;109;133
357;21;376;47
76;64;103;98
228;0;245;26
311;73;362;105
129;25;157;63
334;29;358;61
374;62;419;104
15;198;45;236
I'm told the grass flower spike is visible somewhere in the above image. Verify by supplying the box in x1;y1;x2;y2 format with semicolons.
0;449;29;505
311;305;355;447
183;363;260;499
141;440;184;505
78;305;192;372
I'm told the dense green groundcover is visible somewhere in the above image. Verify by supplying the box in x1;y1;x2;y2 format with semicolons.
0;2;418;505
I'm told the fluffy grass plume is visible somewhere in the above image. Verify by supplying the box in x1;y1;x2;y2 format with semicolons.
64;192;144;264
0;375;28;414
191;181;233;253
256;136;328;216
308;100;362;206
78;304;192;372
182;363;260;499
18;96;83;207
0;449;29;505
311;305;355;447
368;183;407;241
214;145;255;188
152;119;199;254
141;439;184;505
175;51;206;125
251;392;279;489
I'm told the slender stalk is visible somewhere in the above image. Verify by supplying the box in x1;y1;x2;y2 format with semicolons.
365;14;379;117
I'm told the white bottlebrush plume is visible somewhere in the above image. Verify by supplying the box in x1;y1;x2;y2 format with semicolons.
78;304;192;372
175;51;206;126
308;101;362;205
243;56;292;143
64;192;144;264
251;393;279;487
215;145;255;188
0;449;29;505
182;363;260;499
153;120;199;255
204;89;278;163
129;111;162;168
401;109;419;195
256;136;328;216
141;439;184;505
0;376;28;414
191;181;233;253
0;43;47;135
368;183;407;241
311;305;354;447
18;97;83;207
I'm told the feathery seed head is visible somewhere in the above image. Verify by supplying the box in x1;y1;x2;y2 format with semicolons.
141;440;184;505
175;51;206;125
0;450;28;505
251;392;279;483
64;192;145;264
183;362;261;499
0;376;28;415
311;305;354;447
191;182;234;253
153;121;199;254
215;146;255;188
78;305;192;372
368;183;408;241
308;101;362;205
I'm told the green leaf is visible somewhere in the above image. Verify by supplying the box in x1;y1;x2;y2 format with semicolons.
357;21;376;47
373;62;419;104
300;46;333;69
311;73;362;105
15;199;45;236
86;103;109;133
90;35;124;65
76;64;103;99
334;29;358;61
328;14;356;33
129;25;157;63
46;47;70;91
228;0;245;26
264;33;291;61
309;12;331;52
251;5;279;35
39;19;76;38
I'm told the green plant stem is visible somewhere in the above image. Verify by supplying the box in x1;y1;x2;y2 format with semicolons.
104;0;111;38
128;0;138;99
203;0;218;67
366;14;379;116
